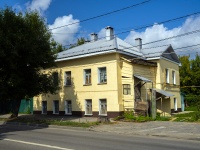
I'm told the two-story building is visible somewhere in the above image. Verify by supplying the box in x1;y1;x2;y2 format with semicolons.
33;26;181;117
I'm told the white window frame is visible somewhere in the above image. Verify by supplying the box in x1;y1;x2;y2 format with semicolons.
42;101;47;114
84;69;91;85
53;100;59;114
99;99;107;116
85;99;92;115
165;69;169;83
64;71;71;86
123;84;131;95
174;98;177;111
65;100;72;115
98;67;107;84
172;70;176;84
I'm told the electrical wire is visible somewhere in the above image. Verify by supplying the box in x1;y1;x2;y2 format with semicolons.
61;12;200;47
49;0;151;30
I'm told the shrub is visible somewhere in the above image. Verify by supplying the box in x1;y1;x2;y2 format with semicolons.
123;111;135;120
191;112;200;121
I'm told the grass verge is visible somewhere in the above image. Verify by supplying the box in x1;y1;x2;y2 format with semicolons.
173;111;200;122
4;117;99;128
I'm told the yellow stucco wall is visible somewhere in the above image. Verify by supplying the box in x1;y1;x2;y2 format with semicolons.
154;58;181;114
33;52;181;116
34;53;121;114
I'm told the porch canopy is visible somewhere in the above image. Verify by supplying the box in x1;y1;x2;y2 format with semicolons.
134;75;152;83
151;88;174;98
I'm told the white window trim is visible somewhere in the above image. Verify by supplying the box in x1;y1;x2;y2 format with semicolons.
172;70;176;84
98;67;107;84
65;100;72;115
53;100;59;114
123;84;131;95
174;98;177;111
85;99;92;115
83;69;91;85
99;99;107;116
166;69;169;83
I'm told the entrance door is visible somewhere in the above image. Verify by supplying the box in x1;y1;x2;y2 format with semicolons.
42;101;47;114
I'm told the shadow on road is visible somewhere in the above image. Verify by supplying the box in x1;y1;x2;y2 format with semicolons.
0;114;98;140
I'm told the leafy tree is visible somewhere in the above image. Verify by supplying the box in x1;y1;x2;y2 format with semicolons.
179;55;192;94
51;39;65;54
68;37;86;49
190;54;200;95
179;54;200;109
0;8;59;117
77;37;85;46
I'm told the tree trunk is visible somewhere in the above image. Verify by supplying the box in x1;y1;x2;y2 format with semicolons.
9;99;21;118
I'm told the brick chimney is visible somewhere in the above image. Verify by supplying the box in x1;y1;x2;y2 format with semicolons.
90;33;98;41
105;26;114;40
135;38;142;50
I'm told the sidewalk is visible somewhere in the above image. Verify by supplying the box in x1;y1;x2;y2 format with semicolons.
91;121;200;141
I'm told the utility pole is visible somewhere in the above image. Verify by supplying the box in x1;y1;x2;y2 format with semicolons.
151;84;156;119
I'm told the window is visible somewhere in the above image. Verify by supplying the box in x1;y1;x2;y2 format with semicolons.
52;72;58;86
85;100;92;115
99;99;107;115
53;100;59;114
65;71;71;86
65;100;72;115
98;67;107;83
174;98;177;111
165;69;169;83
84;69;91;85
42;101;47;114
172;70;176;84
123;84;131;95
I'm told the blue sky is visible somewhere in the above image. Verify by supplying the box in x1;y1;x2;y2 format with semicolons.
1;0;200;56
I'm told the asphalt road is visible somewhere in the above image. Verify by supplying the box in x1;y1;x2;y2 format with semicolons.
0;125;200;150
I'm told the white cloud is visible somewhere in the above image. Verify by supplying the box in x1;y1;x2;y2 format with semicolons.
98;28;106;39
49;15;80;45
13;4;23;12
26;0;52;14
125;16;200;56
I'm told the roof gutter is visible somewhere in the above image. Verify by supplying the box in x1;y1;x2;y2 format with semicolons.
55;50;117;62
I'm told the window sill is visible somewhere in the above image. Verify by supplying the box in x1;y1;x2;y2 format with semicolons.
98;82;107;85
83;84;92;86
99;114;107;116
84;114;93;116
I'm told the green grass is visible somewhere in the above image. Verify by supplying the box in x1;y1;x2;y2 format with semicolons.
6;117;99;128
174;112;196;117
185;106;198;111
173;111;200;122
113;111;171;122
0;118;7;121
